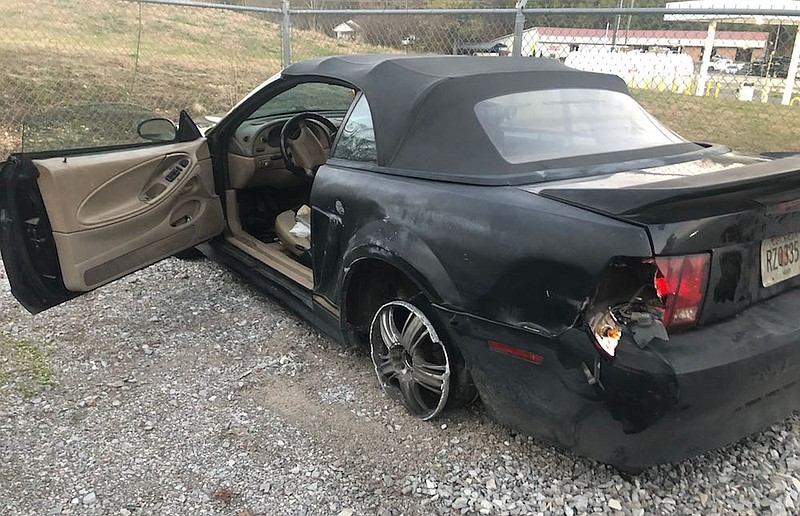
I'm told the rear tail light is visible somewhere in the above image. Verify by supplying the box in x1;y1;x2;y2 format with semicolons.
653;254;711;327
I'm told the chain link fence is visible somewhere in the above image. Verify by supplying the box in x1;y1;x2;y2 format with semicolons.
0;0;285;156
3;1;800;158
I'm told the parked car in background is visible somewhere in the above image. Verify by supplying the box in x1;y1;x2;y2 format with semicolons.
707;56;731;71
708;56;745;74
743;56;791;78
724;62;744;74
4;55;800;470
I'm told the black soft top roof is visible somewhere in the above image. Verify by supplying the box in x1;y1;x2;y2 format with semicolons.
282;55;657;185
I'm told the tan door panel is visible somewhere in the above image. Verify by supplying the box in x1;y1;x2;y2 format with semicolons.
33;139;224;291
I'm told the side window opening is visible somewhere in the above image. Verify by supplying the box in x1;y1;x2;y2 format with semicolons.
22;103;174;154
333;95;377;164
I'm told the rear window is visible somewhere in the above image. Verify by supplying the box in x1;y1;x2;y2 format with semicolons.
474;89;685;164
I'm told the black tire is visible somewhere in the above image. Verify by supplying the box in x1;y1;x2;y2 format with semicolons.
172;247;205;260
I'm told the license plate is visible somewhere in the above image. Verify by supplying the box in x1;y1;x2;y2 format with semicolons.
761;233;800;287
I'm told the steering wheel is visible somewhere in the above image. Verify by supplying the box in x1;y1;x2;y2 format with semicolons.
279;112;338;178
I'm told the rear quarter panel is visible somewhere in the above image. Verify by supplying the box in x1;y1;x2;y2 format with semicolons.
311;163;653;337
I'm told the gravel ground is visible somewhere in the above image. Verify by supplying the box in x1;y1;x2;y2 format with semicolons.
2;256;800;516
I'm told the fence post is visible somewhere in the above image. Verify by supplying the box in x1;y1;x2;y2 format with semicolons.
281;0;291;68
513;0;527;57
781;28;800;106
695;20;716;97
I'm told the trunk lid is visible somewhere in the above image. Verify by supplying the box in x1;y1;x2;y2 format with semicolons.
526;153;800;325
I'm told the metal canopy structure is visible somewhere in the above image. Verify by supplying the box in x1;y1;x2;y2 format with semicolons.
666;0;800;104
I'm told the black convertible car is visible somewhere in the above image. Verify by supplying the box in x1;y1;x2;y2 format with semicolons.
3;55;800;469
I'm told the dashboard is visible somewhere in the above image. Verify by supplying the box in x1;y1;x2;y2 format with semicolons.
227;114;344;190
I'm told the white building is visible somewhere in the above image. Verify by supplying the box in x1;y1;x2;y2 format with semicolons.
333;20;361;41
497;27;769;62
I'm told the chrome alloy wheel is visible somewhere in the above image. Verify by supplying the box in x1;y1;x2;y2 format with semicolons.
370;300;451;420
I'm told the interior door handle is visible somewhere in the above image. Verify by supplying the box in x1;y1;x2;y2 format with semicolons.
142;183;167;202
171;215;192;227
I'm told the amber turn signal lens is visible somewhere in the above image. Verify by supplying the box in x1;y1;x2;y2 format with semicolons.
589;310;622;357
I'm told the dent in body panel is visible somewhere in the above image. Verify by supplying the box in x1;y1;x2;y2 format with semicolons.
444;310;680;454
312;164;652;337
310;164;689;447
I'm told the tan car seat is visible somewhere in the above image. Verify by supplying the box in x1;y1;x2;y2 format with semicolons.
275;205;311;258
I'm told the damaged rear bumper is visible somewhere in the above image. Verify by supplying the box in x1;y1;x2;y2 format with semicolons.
437;288;800;469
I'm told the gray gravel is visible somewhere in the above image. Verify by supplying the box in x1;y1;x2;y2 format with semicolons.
1;256;799;515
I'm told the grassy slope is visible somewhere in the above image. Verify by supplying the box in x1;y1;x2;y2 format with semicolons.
0;0;797;155
635;90;800;154
0;0;393;155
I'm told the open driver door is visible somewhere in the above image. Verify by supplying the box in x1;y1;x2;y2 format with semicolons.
0;111;224;313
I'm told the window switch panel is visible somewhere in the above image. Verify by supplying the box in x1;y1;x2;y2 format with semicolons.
165;168;181;182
